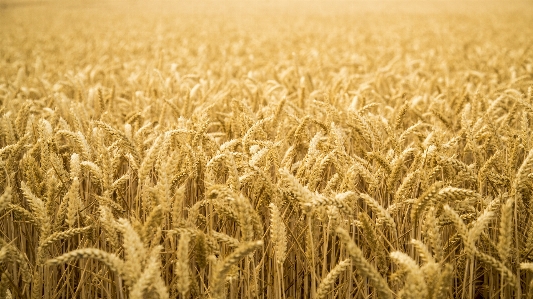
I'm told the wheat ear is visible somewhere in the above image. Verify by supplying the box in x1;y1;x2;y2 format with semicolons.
467;208;495;250
116;218;146;284
211;231;240;248
212;240;263;299
359;193;395;228
195;231;208;269
20;181;50;236
47;249;124;275
497;195;514;262
269;203;287;264
39;226;92;250
130;245;169;299
410;181;443;224
176;232;191;297
316;259;351;299
279;168;315;208
410;239;435;265
433;263;454;299
390;251;428;299
0;272;11;299
424;208;443;261
0;186;12;212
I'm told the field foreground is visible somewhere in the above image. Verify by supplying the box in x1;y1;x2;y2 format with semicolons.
1;1;533;298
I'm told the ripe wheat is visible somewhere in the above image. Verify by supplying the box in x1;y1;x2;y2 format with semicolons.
0;1;532;298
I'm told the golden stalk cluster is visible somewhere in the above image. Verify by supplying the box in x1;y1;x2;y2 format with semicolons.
0;1;533;298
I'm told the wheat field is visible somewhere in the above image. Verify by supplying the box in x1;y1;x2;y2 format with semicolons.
1;0;533;298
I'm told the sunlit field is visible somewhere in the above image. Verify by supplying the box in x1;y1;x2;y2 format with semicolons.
1;0;533;298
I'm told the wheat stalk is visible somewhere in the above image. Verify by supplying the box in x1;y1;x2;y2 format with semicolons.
336;228;392;299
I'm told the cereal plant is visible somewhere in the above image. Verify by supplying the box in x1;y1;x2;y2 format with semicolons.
0;0;533;298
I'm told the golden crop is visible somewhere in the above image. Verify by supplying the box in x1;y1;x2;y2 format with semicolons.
1;1;533;298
